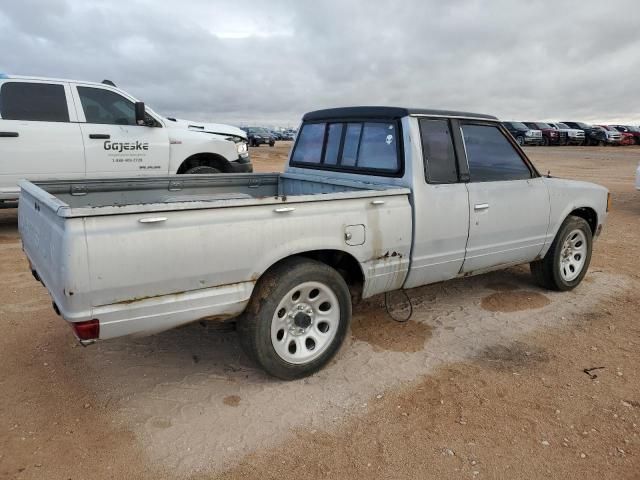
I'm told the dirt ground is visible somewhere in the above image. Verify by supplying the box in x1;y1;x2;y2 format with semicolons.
1;144;639;480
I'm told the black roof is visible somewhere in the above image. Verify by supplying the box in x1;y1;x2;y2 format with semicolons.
302;106;498;122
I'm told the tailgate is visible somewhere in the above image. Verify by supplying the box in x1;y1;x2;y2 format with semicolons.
18;182;92;322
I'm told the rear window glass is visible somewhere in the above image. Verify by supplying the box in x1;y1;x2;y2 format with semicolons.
291;123;325;164
0;82;69;122
291;120;400;175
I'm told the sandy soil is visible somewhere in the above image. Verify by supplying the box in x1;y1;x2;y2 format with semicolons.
0;144;638;479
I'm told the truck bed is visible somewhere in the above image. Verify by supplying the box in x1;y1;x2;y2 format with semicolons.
19;173;412;340
21;172;402;217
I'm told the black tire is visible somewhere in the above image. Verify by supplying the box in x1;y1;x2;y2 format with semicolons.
530;215;593;291
184;165;221;174
516;136;524;146
237;257;352;380
269;141;275;147
542;136;550;146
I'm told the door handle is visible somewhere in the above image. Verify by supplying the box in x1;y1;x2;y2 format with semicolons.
474;203;490;211
139;217;167;224
370;200;385;205
0;132;19;137
274;207;295;213
89;134;110;139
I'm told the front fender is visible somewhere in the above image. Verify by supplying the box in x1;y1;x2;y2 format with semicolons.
541;178;608;256
168;130;238;171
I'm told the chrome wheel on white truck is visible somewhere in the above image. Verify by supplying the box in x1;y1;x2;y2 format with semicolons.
238;258;351;380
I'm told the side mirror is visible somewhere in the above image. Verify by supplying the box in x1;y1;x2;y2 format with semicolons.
135;102;147;126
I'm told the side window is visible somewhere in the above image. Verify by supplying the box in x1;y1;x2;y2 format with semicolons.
419;118;458;184
357;122;399;171
291;123;325;164
462;124;532;182
0;82;69;122
77;87;136;125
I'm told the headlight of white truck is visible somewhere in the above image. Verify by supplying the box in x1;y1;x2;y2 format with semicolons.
236;141;248;155
525;131;533;137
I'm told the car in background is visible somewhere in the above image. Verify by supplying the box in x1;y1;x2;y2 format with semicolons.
596;126;623;146
270;130;285;141
612;125;640;145
281;130;297;141
560;121;601;146
547;122;585;145
243;127;275;147
502;121;544;146
523;122;567;146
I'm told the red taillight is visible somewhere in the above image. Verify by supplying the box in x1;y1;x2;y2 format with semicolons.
71;319;100;340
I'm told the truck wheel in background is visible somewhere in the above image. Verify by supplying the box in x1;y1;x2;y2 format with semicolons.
237;257;352;380
543;137;549;146
516;136;524;146
184;165;221;174
530;215;593;292
269;141;275;147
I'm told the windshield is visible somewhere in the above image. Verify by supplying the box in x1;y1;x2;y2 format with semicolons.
557;123;570;129
627;126;640;132
577;122;592;129
507;122;528;129
535;123;552;129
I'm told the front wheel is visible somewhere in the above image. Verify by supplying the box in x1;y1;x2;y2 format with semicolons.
184;165;220;174
530;215;593;291
516;136;525;146
237;257;352;380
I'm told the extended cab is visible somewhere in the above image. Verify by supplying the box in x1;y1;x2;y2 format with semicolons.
19;106;609;379
0;75;251;202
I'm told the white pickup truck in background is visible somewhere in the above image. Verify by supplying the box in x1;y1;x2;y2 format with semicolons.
0;74;251;203
19;106;609;379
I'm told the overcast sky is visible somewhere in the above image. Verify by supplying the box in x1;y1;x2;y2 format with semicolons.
1;0;639;126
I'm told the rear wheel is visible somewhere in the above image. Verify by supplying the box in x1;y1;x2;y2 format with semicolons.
543;136;549;146
516;136;524;146
184;165;221;174
237;257;352;380
530;215;592;291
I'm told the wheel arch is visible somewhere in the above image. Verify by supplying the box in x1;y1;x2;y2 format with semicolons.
256;250;366;303
177;153;233;174
568;207;597;235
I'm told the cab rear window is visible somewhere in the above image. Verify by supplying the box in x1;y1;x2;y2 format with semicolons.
291;121;401;175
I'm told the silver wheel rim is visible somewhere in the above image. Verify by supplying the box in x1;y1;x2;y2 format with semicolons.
559;229;588;282
270;281;340;365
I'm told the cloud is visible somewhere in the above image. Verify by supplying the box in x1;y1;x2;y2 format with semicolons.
1;0;639;125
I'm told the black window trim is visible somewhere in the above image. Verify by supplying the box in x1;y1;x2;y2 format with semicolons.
418;117;462;185
456;120;541;183
290;117;405;178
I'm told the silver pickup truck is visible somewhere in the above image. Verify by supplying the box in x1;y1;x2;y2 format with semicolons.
19;106;610;379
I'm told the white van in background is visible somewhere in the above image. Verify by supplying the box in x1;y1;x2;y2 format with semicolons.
0;74;251;202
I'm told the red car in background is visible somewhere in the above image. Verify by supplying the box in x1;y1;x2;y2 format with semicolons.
601;125;634;145
612;125;640;145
